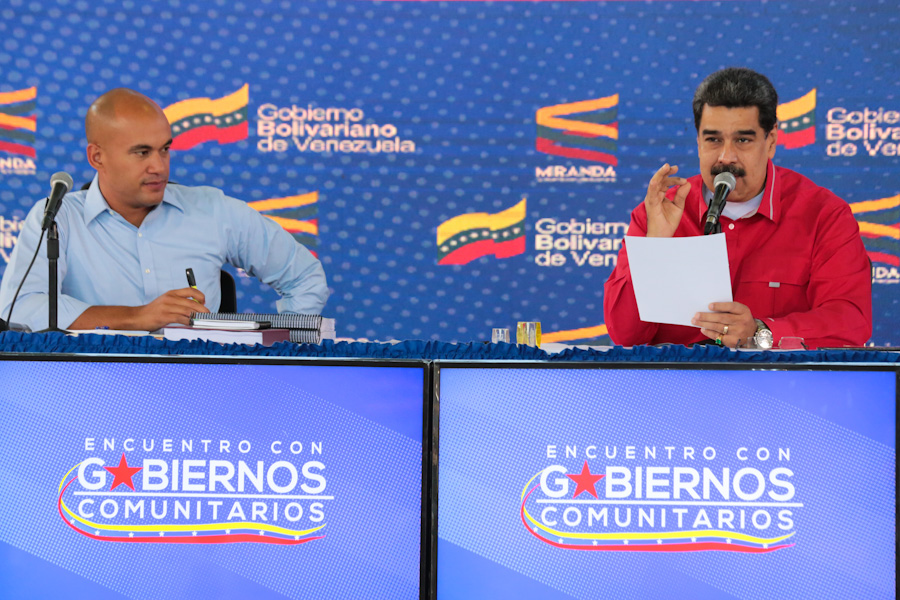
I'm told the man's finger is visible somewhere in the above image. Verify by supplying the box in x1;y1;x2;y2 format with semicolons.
659;176;688;190
645;167;668;208
692;311;731;327
168;311;192;326
649;163;672;186
700;327;742;348
170;286;207;305
697;319;734;333
650;165;687;189
708;301;742;314
696;322;731;338
671;181;691;210
175;297;209;314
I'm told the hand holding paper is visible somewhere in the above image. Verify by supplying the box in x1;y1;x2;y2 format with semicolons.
624;233;732;327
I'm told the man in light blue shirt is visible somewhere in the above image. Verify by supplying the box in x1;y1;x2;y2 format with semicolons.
0;88;328;331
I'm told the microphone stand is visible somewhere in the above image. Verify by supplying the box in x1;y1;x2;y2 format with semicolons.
703;219;722;235
37;221;69;334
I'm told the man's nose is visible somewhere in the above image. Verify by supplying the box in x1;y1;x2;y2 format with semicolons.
147;151;167;173
717;140;739;164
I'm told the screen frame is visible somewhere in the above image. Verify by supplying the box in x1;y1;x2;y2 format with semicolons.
428;361;900;600
0;352;434;600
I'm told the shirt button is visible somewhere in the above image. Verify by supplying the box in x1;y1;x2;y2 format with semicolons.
138;233;143;238
728;223;735;230
145;269;151;274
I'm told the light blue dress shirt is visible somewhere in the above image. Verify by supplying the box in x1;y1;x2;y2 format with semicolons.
0;177;329;330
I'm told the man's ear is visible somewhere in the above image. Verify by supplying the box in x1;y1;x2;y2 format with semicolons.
86;143;103;170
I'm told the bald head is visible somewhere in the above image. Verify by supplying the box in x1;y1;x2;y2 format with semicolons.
84;88;173;226
85;88;170;145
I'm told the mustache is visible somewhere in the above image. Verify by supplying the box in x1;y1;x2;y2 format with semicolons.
711;164;746;178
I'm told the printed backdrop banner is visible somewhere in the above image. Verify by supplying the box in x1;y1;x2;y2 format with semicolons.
0;0;897;343
435;365;896;599
0;357;426;600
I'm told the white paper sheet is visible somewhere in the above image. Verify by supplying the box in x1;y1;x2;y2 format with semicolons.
624;234;733;327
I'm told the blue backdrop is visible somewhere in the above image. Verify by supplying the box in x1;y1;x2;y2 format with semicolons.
0;0;896;343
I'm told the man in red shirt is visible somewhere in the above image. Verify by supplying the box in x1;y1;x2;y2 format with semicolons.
604;68;871;349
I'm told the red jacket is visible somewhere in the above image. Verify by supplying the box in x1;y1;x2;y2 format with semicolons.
604;161;872;349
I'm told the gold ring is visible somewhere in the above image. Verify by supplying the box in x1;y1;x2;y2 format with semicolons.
723;325;729;335
715;336;723;346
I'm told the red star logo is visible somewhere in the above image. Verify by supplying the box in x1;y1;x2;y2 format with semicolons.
566;460;605;499
103;453;142;491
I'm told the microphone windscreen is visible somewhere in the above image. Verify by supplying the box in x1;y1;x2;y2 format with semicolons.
713;171;736;192
50;172;74;193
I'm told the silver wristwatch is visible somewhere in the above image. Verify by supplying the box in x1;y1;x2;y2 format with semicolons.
753;319;774;350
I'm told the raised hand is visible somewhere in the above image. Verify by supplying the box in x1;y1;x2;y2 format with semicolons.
644;163;691;238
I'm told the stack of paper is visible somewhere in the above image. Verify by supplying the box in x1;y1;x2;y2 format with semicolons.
190;312;336;344
163;325;291;346
190;319;271;331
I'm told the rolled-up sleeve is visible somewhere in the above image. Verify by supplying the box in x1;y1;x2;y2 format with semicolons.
223;197;329;315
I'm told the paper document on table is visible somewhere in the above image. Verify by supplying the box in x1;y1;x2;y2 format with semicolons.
624;233;732;327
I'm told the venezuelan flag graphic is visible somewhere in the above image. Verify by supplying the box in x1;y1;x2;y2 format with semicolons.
248;191;319;256
437;199;526;265
850;193;899;266
542;324;609;344
777;89;816;149
536;95;618;165
164;84;249;150
0;86;37;158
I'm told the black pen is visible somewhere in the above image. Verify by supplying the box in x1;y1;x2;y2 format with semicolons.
185;268;201;304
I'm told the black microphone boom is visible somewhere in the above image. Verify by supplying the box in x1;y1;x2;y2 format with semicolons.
40;172;74;231
703;171;737;235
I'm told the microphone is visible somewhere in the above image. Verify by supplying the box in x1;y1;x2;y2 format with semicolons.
40;172;74;231
704;171;737;235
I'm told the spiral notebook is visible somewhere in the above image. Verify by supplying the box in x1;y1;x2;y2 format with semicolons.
190;313;336;343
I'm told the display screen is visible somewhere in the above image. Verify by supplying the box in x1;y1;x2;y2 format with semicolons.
434;366;896;600
0;357;427;600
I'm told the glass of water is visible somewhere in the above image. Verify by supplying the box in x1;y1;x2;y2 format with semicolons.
491;328;510;343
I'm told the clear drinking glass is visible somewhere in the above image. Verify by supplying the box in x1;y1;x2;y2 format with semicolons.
778;337;808;350
516;322;542;347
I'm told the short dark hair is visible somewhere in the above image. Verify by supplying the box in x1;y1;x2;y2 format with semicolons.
692;67;779;134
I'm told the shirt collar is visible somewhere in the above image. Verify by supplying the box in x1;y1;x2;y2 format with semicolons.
759;159;779;222
703;184;763;220
83;175;184;225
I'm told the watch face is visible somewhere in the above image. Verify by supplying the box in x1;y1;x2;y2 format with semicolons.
755;329;774;349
